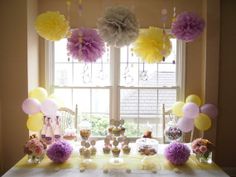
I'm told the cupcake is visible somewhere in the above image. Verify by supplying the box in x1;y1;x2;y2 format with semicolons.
103;146;111;154
90;147;97;156
112;147;121;157
122;145;131;154
112;127;121;137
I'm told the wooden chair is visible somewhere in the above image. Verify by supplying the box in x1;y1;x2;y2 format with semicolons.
58;104;78;136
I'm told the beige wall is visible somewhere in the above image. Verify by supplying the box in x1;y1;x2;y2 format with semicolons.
216;0;236;168
0;0;39;173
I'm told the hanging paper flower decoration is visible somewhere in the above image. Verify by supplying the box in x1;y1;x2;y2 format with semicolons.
35;11;70;41
171;12;205;42
67;28;105;63
133;27;172;63
97;6;139;47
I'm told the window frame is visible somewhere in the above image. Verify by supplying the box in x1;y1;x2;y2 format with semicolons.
45;35;186;139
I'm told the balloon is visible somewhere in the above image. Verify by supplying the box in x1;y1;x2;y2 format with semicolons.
186;94;201;106
172;101;185;117
22;98;41;115
26;113;44;131
200;104;218;119
183;103;199;118
194;113;211;131
29;87;48;102
41;98;58;116
177;118;194;132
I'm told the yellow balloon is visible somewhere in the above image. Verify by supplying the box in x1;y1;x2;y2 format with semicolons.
194;113;211;131
186;94;201;106
172;101;185;117
49;94;64;108
29;87;48;103
26;113;44;131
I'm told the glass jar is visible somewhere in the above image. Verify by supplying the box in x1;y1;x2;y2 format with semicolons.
196;151;212;164
28;154;45;164
79;120;91;140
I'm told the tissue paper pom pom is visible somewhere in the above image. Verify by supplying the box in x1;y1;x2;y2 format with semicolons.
171;12;205;42
35;11;69;41
67;28;105;62
47;140;73;163
133;27;172;63
164;142;190;165
97;6;139;47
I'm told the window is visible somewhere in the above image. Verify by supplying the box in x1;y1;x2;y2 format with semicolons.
46;35;185;139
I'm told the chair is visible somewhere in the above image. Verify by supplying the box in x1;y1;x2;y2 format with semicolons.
58;104;78;137
162;104;172;144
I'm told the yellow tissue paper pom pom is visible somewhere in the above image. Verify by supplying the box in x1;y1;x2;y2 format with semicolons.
133;27;172;63
35;11;70;41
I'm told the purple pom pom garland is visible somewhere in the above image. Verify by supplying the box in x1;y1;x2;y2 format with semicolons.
164;142;190;165
171;12;205;42
67;28;105;63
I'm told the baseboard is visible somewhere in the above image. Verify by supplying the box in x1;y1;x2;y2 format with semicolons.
223;167;236;176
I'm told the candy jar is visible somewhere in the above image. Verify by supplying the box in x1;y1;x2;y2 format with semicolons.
40;116;47;140
164;121;182;142
79;120;91;140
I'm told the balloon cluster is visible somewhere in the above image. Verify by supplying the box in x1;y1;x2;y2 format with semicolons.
172;94;218;132
22;87;62;131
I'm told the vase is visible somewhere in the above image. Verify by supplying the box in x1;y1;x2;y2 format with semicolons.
28;154;44;164
196;151;212;164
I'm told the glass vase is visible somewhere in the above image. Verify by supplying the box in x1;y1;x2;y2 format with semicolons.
28;154;44;164
196;151;212;164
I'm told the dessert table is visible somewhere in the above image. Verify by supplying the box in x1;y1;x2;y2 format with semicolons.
2;142;230;177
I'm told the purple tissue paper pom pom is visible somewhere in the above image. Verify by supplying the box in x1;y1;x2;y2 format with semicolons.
67;28;105;63
164;142;190;165
171;12;205;42
47;140;73;163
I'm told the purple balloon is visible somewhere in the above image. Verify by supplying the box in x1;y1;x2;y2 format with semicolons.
22;98;41;115
177;118;194;133
183;103;199;119
41;98;58;116
200;104;218;119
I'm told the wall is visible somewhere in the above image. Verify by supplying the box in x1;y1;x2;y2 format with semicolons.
0;0;39;173
216;0;236;171
0;101;2;175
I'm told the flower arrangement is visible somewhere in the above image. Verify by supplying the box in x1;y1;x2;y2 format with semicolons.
191;138;214;163
164;142;190;165
47;140;73;163
24;135;47;164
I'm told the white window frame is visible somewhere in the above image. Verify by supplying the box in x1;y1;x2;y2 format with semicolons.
45;37;186;139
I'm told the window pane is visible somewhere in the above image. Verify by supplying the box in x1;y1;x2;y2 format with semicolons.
92;89;109;114
54;88;72;108
54;63;72;86
120;89;138;116
139;89;158;116
157;89;177;114
54;38;69;63
73;89;90;113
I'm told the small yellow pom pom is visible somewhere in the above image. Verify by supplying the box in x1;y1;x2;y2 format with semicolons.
133;27;172;63
35;11;70;41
